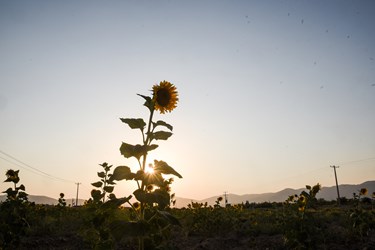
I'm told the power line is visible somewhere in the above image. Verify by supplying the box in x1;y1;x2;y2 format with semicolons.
339;157;375;166
0;155;46;177
0;149;75;184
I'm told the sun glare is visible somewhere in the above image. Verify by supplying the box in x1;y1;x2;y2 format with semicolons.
145;164;154;174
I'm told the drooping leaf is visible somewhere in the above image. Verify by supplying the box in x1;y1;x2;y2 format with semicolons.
153;120;173;131
120;118;146;130
306;185;311;190
110;219;150;240
110;166;135;181
91;181;103;188
137;94;154;112
149;131;173;141
103;186;114;193
119;143;158;160
157;210;181;226
97;171;106;178
154;160;182;178
18;184;26;191
102;195;132;209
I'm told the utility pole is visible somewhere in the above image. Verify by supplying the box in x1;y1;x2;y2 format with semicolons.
75;182;81;206
330;166;341;205
224;191;228;207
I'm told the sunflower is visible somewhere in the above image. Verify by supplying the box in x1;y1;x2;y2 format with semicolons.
359;188;368;196
152;81;178;114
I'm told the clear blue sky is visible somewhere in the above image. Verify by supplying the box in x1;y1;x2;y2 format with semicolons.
1;0;374;201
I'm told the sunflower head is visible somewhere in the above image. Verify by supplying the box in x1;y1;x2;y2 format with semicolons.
152;81;178;114
359;188;368;196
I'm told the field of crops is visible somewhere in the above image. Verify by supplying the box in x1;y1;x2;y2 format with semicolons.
1;196;374;249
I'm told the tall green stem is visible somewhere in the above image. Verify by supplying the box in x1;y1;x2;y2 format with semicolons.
139;107;154;250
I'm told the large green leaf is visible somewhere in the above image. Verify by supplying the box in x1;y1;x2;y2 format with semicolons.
150;131;173;141
153;160;182;178
133;189;151;203
110;166;135;181
120;118;146;130
120;143;158;159
91;181;103;188
103;186;114;193
153;120;173;131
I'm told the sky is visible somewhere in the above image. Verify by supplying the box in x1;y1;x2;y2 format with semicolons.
1;0;374;202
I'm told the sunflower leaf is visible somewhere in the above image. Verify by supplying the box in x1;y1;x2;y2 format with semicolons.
137;94;154;112
103;186;114;193
120;143;159;160
120;118;146;130
149;131;173;141
110;165;135;181
97;171;106;178
91;181;103;188
154;160;182;178
153;120;173;131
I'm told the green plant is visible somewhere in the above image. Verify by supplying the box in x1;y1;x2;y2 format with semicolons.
349;188;375;241
283;183;323;249
82;162;131;249
108;81;182;250
90;162;117;203
57;193;67;207
0;170;31;248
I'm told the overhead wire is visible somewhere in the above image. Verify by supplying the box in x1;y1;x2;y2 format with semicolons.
0;149;76;184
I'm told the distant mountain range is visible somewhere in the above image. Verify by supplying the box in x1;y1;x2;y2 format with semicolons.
0;195;85;206
174;181;375;208
1;181;374;208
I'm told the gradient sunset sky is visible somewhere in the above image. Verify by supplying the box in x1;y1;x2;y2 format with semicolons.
1;0;374;201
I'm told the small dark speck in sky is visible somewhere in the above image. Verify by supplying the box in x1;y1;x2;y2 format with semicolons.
370;57;374;61
371;84;375;87
288;13;290;16
326;29;329;33
347;35;350;39
314;61;317;65
320;85;324;89
301;19;304;24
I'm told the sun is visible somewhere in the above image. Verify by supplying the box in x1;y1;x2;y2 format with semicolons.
145;164;154;174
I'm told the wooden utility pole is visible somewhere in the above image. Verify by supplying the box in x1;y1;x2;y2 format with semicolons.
330;166;341;205
75;182;81;206
224;191;228;207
